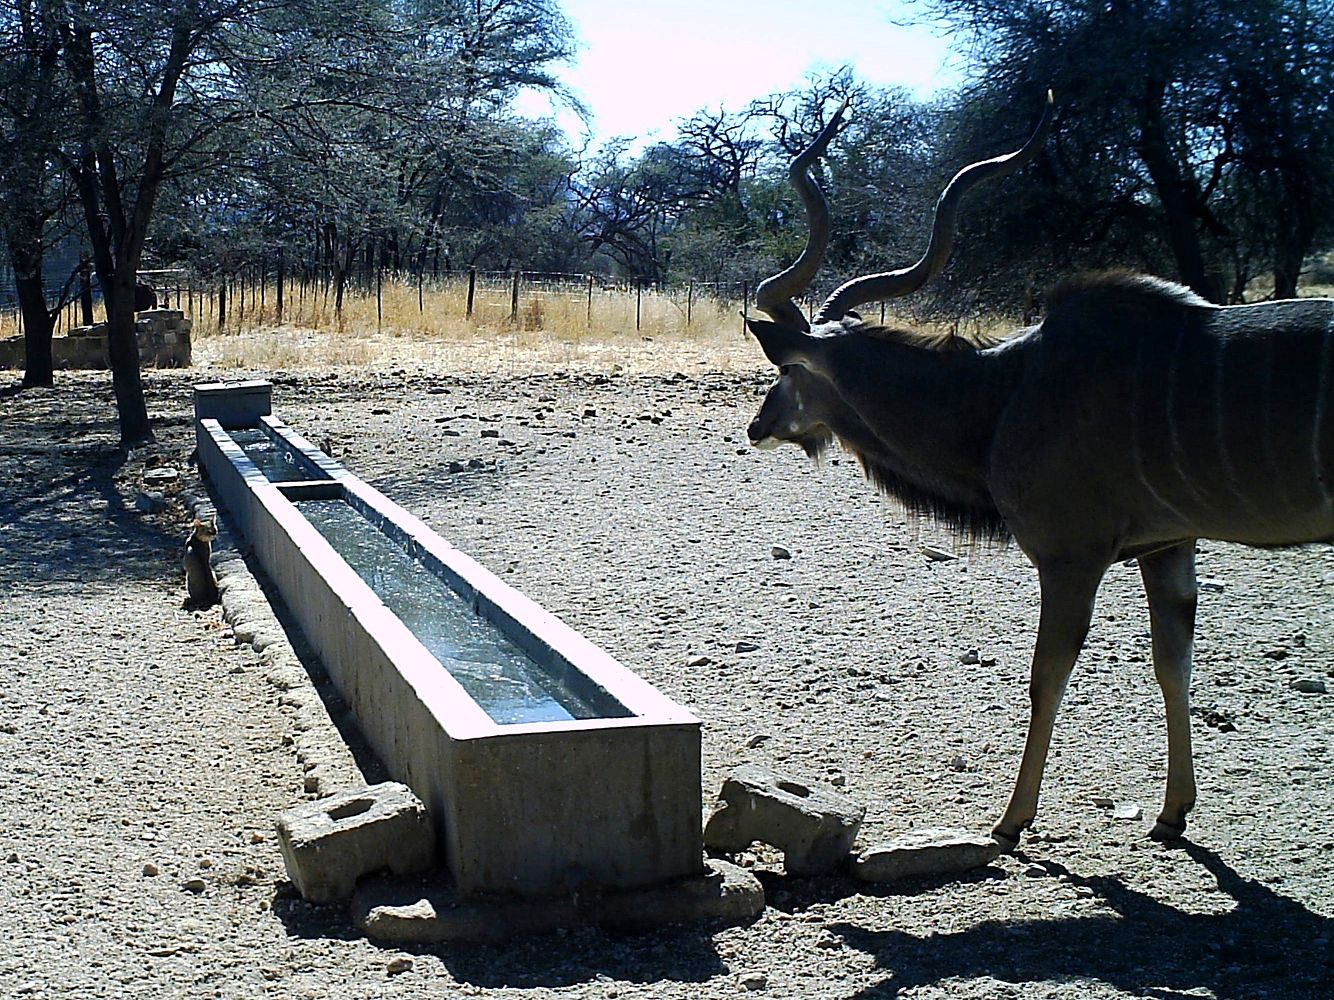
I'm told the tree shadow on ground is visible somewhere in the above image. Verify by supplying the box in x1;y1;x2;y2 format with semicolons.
0;374;207;591
0;440;175;588
827;841;1332;998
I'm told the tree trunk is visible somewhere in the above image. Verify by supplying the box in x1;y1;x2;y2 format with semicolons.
1271;204;1315;300
104;273;152;445
276;247;285;321
9;237;54;388
14;265;54;389
1134;83;1220;303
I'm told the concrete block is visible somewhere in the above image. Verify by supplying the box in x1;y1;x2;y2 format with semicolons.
703;764;864;876
275;782;435;903
194;379;272;428
849;828;1003;882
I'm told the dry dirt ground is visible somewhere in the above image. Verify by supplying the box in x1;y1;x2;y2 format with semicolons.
2;345;1333;999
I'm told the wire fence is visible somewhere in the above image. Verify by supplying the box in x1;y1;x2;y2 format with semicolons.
1;264;779;342
4;259;923;344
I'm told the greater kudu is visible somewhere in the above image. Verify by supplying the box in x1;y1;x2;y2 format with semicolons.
746;95;1334;846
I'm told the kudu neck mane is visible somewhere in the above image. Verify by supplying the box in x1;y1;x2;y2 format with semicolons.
811;316;1013;542
815;314;1005;352
853;445;1012;542
1044;271;1211;312
824;272;1207;350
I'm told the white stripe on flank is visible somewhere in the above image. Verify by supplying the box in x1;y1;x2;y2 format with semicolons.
1132;333;1188;522
1315;306;1334;506
1261;335;1293;512
1165;326;1210;508
1214;335;1249;505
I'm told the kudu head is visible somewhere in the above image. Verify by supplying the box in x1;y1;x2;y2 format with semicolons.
745;94;1054;453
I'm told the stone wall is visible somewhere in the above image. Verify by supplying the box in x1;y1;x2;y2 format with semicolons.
0;309;192;371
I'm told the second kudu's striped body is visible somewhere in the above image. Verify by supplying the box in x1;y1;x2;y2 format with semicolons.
744;96;1334;847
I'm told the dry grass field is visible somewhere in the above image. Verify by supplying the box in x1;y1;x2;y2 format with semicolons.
191;276;762;375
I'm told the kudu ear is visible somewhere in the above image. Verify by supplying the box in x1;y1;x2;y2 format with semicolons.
746;318;811;368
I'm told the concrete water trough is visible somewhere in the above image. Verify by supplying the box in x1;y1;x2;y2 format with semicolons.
193;381;703;900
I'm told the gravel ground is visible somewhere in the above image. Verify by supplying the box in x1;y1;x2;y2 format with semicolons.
2;357;1332;999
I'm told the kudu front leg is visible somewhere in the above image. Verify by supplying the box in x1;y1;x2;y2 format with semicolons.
993;560;1104;849
1138;541;1198;840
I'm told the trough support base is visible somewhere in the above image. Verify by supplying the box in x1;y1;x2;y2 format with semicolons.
350;858;764;944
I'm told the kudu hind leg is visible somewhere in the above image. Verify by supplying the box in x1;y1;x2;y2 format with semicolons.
993;560;1105;847
1138;541;1198;840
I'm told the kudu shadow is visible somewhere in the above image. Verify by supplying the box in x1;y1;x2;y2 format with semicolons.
828;841;1332;998
268;878;729;988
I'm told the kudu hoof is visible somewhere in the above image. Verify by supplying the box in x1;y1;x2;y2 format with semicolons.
990;826;1022;853
1148;817;1187;842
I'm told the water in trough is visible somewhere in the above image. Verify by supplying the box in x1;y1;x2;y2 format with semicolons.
229;427;313;483
295;497;624;726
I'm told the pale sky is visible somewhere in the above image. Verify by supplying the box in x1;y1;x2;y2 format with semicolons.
514;0;959;147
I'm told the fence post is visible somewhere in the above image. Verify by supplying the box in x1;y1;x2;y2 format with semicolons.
276;247;285;321
510;270;520;323
218;276;226;328
687;280;694;327
376;262;383;331
740;279;748;335
586;274;593;326
635;278;642;331
466;266;476;319
418;268;424;314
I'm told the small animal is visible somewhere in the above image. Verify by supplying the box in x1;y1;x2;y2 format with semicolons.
183;517;219;608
